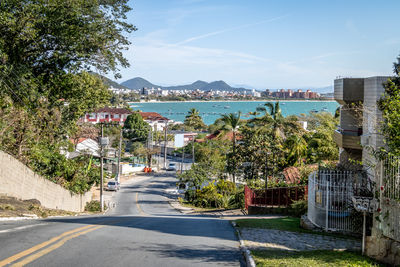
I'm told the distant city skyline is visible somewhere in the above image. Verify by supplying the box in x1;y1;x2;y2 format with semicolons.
108;0;400;89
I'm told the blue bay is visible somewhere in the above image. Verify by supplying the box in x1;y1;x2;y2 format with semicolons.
129;101;339;125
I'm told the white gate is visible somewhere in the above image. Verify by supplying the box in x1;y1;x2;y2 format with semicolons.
308;170;368;233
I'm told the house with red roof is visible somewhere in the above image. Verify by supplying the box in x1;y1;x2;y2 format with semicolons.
139;112;171;131
81;107;132;125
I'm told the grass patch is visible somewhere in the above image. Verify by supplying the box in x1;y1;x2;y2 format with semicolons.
235;217;359;240
252;250;383;267
0;204;15;211
85;200;101;212
0;196;77;218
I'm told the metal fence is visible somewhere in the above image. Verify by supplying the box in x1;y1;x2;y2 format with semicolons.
381;154;400;201
245;185;307;210
377;155;400;242
308;170;369;233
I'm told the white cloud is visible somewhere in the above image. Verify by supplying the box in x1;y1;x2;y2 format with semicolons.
174;15;289;46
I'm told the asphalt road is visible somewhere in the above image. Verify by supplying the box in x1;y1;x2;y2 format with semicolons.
0;173;243;267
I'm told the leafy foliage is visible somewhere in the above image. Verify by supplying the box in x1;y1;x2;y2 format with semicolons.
85;200;101;212
183;108;206;130
123;112;150;142
378;57;400;155
0;0;134;193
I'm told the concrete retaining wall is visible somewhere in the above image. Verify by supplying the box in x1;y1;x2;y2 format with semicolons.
0;151;92;212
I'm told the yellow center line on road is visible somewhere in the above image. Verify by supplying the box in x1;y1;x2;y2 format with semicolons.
10;225;104;267
0;224;96;267
135;192;147;216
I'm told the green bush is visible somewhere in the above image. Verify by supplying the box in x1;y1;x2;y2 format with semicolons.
85;200;101;212
184;189;196;202
194;182;222;208
28;143;100;194
185;180;245;209
290;200;308;217
216;179;236;195
217;195;234;209
232;187;245;209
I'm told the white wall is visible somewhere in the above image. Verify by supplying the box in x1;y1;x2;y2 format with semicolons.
0;151;92;212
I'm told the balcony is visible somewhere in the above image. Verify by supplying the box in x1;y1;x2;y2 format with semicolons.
334;78;364;104
333;128;362;150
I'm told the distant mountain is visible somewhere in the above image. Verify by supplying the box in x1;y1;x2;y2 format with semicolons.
202;80;232;91
121;77;158;90
90;72;129;90
120;77;251;92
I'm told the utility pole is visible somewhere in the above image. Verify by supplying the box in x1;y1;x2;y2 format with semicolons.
116;128;123;183
192;135;195;164
100;124;104;212
147;127;153;168
163;121;168;169
181;148;185;172
157;132;161;171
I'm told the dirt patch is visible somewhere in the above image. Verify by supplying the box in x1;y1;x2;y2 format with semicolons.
0;196;78;218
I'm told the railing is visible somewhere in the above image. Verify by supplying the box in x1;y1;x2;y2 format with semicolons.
381;154;400;201
336;127;363;136
307;170;368;233
244;185;307;210
377;155;400;242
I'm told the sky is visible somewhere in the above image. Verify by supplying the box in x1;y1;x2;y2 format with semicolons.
111;0;400;89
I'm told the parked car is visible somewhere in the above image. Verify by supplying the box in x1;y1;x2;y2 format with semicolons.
107;181;119;191
167;163;176;171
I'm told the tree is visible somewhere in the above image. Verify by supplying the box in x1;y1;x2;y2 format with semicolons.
184;108;206;130
378;56;400;155
217;112;243;184
0;0;135;79
253;102;300;139
0;0;134;193
235;126;271;181
303;112;339;162
178;163;211;191
285;135;307;166
123;112;149;143
193;140;229;179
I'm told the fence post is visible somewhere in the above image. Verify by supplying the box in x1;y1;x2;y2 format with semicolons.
245;186;248;210
325;180;329;231
278;188;281;207
286;188;289;206
271;188;274;207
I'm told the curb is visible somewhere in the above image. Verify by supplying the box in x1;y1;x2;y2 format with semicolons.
0;213;85;222
231;221;256;267
168;200;194;214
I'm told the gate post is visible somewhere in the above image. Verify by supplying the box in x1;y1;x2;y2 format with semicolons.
325;180;330;231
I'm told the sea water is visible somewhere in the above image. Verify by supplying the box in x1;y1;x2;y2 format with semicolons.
130;100;339;125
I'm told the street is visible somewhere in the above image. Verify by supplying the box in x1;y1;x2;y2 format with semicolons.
0;173;243;267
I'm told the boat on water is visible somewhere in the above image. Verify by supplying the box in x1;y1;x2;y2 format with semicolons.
310;109;318;113
224;106;230;109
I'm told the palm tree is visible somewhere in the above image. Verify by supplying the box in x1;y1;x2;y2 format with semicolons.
285;135;307;166
186;108;200;119
218;112;243;184
251;102;302;186
255;102;286;139
184;108;205;130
